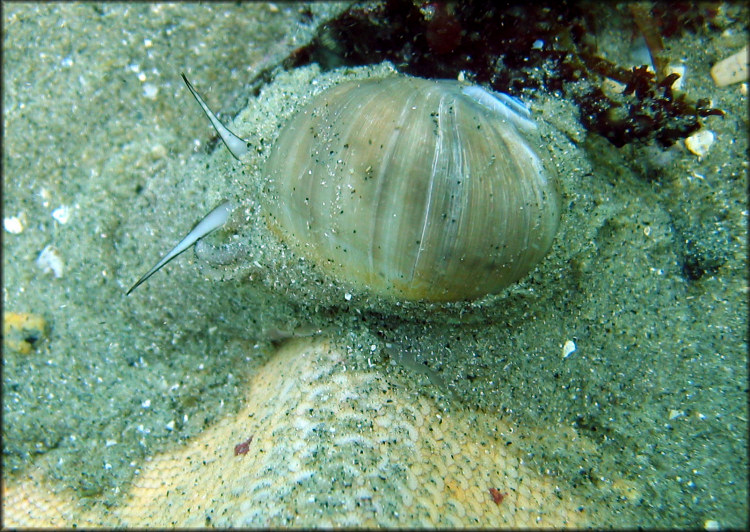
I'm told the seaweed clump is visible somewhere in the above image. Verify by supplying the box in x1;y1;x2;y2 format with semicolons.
575;66;723;148
286;0;726;148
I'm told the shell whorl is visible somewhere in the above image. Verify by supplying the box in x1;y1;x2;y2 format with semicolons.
264;76;560;302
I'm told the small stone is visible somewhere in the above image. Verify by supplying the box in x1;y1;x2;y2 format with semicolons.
684;130;715;159
3;312;48;355
668;409;684;420
3;213;26;234
704;519;720;530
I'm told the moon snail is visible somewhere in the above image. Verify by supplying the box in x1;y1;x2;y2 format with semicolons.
127;72;560;303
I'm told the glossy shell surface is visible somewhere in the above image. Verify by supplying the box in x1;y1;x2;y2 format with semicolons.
264;76;559;301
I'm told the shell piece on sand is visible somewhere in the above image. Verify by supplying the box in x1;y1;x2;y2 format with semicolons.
711;45;748;87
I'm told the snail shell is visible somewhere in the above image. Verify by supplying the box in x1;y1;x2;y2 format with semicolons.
262;76;560;301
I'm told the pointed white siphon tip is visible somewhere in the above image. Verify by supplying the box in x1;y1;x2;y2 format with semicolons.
126;201;233;295
181;73;249;160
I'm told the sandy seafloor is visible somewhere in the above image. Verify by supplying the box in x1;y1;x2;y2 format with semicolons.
2;2;747;528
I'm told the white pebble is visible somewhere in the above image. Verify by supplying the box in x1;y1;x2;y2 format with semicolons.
3;214;25;234
704;519;720;531
36;245;64;278
684;130;715;159
668;409;684;420
562;340;576;358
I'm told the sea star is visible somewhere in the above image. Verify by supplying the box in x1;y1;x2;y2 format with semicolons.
4;338;599;527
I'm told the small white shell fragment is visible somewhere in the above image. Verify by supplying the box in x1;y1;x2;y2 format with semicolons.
562;340;576;358
684;130;715;159
3;213;26;234
665;64;686;90
52;205;71;224
36;245;64;278
668;409;684;420
711;45;748;87
704;519;720;531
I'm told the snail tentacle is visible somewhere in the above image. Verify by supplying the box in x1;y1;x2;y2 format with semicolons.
181;73;248;160
127;201;233;294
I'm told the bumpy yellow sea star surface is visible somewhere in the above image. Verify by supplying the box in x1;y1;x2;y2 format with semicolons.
4;338;594;527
